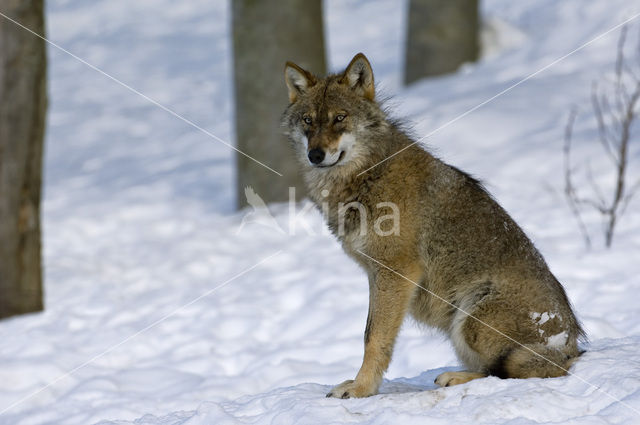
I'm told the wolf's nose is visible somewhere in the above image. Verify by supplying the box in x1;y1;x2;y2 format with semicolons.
308;148;325;165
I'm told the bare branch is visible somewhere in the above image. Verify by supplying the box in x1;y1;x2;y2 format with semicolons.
573;197;609;214
621;177;640;215
598;90;623;143
585;161;607;207
563;108;592;248
615;26;628;115
592;84;619;164
565;24;639;248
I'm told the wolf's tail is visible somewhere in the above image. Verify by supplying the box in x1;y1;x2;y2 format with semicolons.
490;343;582;379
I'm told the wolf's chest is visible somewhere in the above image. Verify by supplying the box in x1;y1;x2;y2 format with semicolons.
322;204;370;254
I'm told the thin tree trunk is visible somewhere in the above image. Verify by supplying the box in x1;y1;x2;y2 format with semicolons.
404;0;479;84
0;0;47;319
233;0;326;208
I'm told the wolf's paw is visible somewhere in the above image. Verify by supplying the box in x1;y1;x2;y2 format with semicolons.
326;379;376;399
434;371;486;387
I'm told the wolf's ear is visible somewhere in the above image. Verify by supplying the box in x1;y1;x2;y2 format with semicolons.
284;62;316;103
341;53;375;101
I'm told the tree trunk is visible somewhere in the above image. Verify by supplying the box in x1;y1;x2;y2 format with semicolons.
233;0;326;208
404;0;479;84
0;0;47;319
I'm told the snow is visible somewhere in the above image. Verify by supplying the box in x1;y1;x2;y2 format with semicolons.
546;331;569;348
90;338;640;425
1;0;640;424
530;312;559;326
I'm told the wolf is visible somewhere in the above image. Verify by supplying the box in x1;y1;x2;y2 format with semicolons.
282;53;585;399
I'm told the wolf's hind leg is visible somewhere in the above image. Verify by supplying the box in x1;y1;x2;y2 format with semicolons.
434;371;486;387
454;297;581;380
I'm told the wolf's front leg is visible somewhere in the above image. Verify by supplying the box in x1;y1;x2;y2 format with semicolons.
327;266;419;398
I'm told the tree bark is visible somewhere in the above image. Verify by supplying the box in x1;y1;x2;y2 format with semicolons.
0;0;47;319
233;0;326;208
404;0;479;84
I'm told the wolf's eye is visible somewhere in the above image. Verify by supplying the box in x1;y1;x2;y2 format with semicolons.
303;116;312;125
335;114;346;122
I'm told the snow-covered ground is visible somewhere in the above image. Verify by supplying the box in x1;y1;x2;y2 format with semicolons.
2;0;640;423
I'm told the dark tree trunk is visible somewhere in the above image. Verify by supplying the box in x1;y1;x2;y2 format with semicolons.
233;0;326;208
0;0;47;319
404;0;479;84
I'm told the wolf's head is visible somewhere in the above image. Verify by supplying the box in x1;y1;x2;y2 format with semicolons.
282;53;389;174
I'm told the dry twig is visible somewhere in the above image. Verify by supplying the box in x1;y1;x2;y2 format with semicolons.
564;25;640;248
